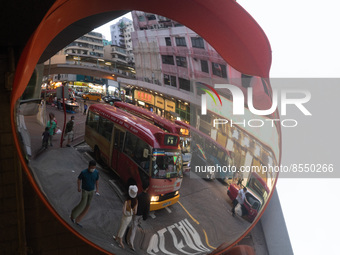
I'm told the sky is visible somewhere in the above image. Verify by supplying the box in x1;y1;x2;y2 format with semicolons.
94;13;132;40
94;2;340;254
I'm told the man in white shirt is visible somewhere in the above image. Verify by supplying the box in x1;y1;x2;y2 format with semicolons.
231;187;247;217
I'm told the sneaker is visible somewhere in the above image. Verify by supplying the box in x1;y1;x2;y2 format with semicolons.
76;222;83;228
66;144;71;147
70;217;75;224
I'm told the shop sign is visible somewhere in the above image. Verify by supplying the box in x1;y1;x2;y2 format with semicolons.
155;96;165;109
74;81;88;86
165;100;176;112
134;90;154;104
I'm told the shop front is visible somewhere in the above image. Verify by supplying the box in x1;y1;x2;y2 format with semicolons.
176;101;190;123
165;99;176;120
154;96;165;117
134;90;154;111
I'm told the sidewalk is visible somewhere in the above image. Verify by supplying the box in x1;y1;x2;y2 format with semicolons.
28;146;133;254
25;102;87;159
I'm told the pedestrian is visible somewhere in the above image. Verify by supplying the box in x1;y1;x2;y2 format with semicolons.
70;160;99;227
231;187;247;217
46;113;57;146
127;181;150;251
113;185;138;249
65;116;75;147
83;101;88;115
57;98;62;110
42;127;50;149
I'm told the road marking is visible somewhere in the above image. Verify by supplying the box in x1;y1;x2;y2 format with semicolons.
178;202;216;250
165;206;172;213
178;202;199;225
149;211;156;219
203;229;216;250
147;218;210;255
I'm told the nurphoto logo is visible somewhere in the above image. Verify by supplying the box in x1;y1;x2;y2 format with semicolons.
200;84;311;128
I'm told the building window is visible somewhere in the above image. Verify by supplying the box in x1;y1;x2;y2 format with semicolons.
191;37;205;49
138;15;146;22
164;74;177;87
201;60;209;73
146;14;156;20
212;62;227;78
176;56;187;68
179;78;191;92
162;55;175;65
165;37;172;46
175;37;187;47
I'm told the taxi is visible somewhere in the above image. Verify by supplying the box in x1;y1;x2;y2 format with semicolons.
82;92;102;101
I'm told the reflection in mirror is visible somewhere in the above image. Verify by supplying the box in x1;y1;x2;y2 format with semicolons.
15;10;279;254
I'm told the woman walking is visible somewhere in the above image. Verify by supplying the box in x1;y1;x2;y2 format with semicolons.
113;185;138;249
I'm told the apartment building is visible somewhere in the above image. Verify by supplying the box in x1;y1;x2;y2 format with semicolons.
110;17;135;63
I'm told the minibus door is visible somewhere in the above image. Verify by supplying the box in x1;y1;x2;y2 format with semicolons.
112;127;125;171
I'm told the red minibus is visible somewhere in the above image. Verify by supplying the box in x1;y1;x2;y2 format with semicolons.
114;101;191;172
85;104;183;211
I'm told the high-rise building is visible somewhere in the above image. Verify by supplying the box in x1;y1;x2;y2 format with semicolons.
129;10;232;120
64;31;104;58
110;17;134;63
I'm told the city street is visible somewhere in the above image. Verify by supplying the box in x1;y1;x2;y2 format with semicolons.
23;100;252;255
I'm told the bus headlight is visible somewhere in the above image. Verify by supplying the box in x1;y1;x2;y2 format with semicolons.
175;191;179;196
151;195;159;202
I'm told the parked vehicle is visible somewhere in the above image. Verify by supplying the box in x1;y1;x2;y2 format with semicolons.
227;172;269;222
102;95;121;104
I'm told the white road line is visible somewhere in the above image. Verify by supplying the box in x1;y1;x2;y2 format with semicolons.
149;211;156;219
147;218;210;255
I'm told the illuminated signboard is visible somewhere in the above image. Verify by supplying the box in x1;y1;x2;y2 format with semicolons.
155;96;165;109
180;128;189;136
165;99;176;112
134;90;154;104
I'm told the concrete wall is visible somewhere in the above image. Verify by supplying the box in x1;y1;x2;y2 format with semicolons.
261;188;294;255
